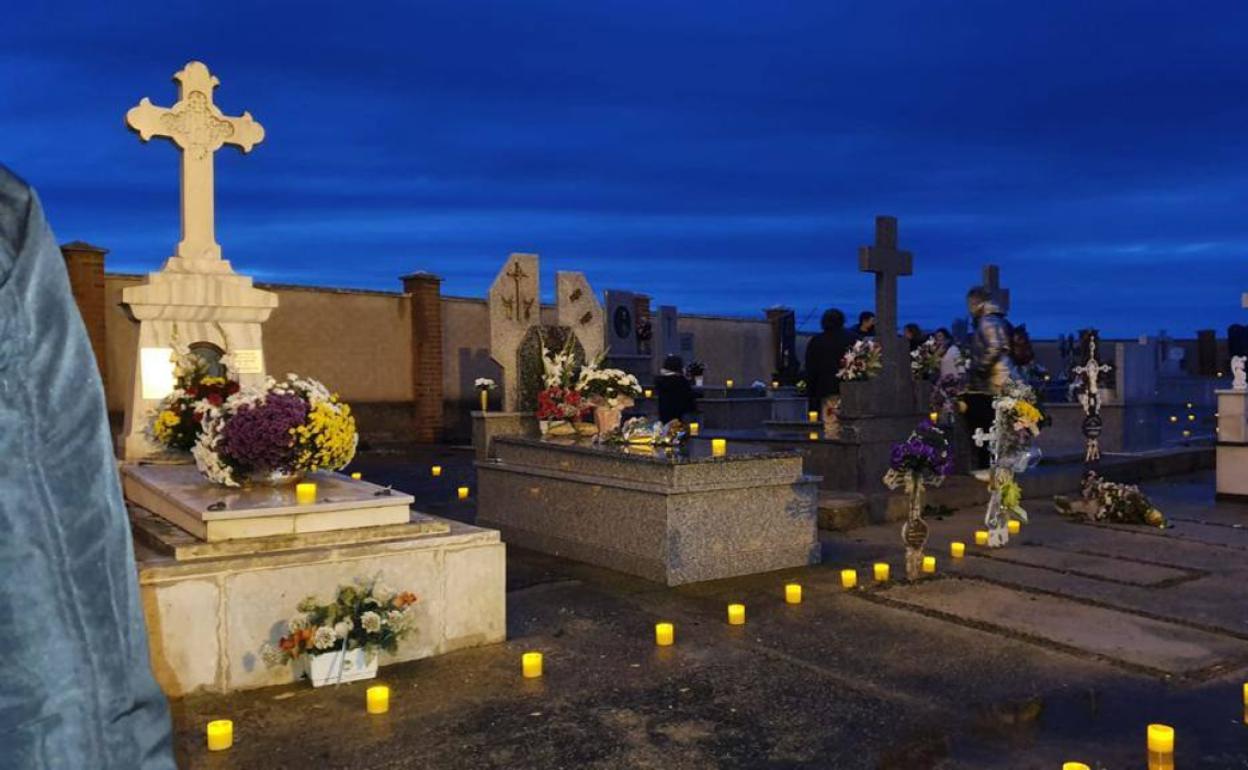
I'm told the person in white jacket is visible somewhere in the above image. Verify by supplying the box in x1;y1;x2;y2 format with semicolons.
933;328;963;380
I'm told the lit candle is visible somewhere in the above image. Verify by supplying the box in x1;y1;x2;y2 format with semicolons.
873;563;890;582
950;542;965;558
841;569;858;589
1188;413;1196;422
350;471;362;480
457;486;470;500
431;465;442;477
295;482;317;505
366;685;390;714
785;583;802;604
206;719;233;752
711;438;727;457
522;652;543;678
809;432;819;441
655;622;674;646
771;380;780;389
1062;764;1091;770
1169;415;1178;423
974;530;989;546
727;603;746;625
922;556;936;574
688;422;700;436
644;388;654;399
1147;723;1174;767
808;411;819;423
1007;520;1021;535
725;379;734;389
928;411;939;422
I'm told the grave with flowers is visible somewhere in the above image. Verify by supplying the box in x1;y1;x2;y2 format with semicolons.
115;61;505;697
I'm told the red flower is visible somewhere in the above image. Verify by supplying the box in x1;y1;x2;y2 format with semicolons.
207;393;223;406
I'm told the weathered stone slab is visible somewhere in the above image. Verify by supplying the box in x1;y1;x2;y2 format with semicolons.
488;253;541;412
555;271;604;363
968;546;1197;586
138;515;505;695
477;437;820;585
122;464;413;541
881;579;1248;677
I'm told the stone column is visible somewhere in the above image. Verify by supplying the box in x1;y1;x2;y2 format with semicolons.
402;272;445;443
60;241;109;383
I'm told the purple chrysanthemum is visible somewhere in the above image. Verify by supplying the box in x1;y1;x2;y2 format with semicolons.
219;393;308;473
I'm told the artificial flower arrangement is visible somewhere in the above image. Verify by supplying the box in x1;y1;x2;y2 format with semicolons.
930;373;967;425
262;577;418;687
191;373;358;487
1055;472;1166;528
578;367;642;409
883;420;954;580
910;337;943;381
148;348;241;452
606;417;688;447
974;380;1047;546
474;377;496;411
838;339;883;382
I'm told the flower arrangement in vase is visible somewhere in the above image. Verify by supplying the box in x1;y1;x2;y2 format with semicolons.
910;337;943;382
578;366;642;435
189;373;358;487
147;347;241;455
262;577;418;687
474;378;496;412
685;361;706;388
973;381;1048;546
883;420;954;580
838;339;883;381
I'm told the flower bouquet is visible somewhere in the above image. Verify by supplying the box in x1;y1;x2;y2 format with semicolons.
838;339;882;382
262;577;418;687
930;373;966;426
686;361;706;387
612;417;687;447
1054;472;1166;527
148;348;240;454
578;366;642;435
191;374;358;487
973;381;1046;546
883;420;954;580
475;377;496;412
910;338;943;382
535;334;599;436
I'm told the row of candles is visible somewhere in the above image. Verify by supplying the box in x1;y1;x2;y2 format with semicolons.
294;466;472;504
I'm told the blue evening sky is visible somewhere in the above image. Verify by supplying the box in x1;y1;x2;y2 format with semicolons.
4;1;1247;336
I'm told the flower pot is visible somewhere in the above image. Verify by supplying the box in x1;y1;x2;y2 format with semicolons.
594;406;625;436
243;468;304;487
305;647;378;687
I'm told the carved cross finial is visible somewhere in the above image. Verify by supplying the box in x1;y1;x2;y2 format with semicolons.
126;61;264;271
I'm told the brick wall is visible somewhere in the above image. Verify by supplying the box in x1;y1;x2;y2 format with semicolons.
403;272;445;443
60;241;109;384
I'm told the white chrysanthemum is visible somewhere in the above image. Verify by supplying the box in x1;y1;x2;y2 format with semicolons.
386;610;406;629
333;619;353;639
312;626;337;650
288;614;310;633
360;611;382;634
372;582;394;604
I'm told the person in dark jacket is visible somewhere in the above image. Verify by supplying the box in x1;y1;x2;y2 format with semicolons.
0;165;176;768
655;355;698;423
851;310;876;341
965;286;1017;471
903;322;925;352
803;308;852;431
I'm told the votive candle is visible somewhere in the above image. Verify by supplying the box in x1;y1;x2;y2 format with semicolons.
206;720;233;752
711;438;727;457
432;465;442;477
1062;764;1091;770
366;685;390;714
350;472;362;480
808;410;819;423
974;530;989;546
655;622;674;646
727;603;746;625
725;379;734;389
771;380;780;389
785;583;802;604
873;563;890;582
929;411;939;422
522;652;543;678
922;556;936;574
689;422;700;435
950;542;965;559
1147;723;1174;769
295;482;317;505
1008;520;1021;535
809;432;819;441
644;388;654;399
841;569;858;589
457;486;470;500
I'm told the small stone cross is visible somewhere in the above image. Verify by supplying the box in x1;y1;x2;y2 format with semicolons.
858;216;913;340
972;427;996;448
126;61;264;271
983;264;1010;313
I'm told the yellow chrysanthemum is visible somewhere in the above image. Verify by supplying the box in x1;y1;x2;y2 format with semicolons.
152;409;181;443
291;401;357;472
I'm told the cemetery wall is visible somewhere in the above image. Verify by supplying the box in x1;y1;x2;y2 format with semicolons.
679;314;776;385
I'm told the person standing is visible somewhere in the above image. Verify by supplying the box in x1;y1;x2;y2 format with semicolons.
964;286;1016;471
851;311;876;341
903;322;924;352
0;166;176;769
804;308;852;432
655;355;699;424
932;327;962;380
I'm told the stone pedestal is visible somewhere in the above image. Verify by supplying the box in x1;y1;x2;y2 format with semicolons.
1216;389;1248;501
133;507;505;696
477;437;820;586
471;410;538;461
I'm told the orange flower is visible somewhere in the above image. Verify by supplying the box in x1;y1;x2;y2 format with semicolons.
394;592;418;609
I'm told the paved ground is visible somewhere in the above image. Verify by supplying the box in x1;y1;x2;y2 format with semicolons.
169;451;1248;768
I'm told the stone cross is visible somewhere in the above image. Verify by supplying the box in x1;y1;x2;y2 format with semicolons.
126;61;264;272
858;215;913;341
982;264;1010;313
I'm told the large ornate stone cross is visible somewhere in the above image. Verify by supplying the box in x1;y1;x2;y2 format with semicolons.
126;61;264;272
983;264;1010;313
858;215;912;341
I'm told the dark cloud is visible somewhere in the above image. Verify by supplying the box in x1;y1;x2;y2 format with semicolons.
4;0;1247;335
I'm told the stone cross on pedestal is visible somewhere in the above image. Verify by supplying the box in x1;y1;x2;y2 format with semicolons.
126;61;265;273
858;216;913;341
982;264;1010;313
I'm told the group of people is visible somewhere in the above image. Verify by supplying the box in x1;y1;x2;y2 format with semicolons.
804;287;1024;469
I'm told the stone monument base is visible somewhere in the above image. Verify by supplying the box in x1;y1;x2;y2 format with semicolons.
131;506;506;696
471;410;538;461
1216;389;1248;501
